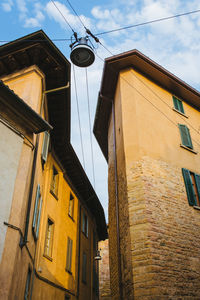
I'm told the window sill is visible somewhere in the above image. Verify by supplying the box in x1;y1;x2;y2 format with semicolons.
82;231;88;238
68;214;75;222
180;144;198;154
50;189;58;200
43;254;53;261
173;108;188;118
65;269;72;275
193;206;200;210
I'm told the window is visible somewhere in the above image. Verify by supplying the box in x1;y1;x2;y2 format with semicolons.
93;231;96;250
178;124;193;149
68;193;74;219
182;168;200;206
173;96;185;114
44;218;54;259
24;268;32;300
50;166;59;197
41;131;50;163
32;184;42;240
82;252;87;283
82;211;88;237
93;264;99;295
66;237;73;273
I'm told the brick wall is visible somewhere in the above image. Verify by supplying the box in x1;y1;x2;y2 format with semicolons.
127;156;200;299
99;239;111;300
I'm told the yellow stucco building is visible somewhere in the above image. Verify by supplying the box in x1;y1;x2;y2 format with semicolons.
94;50;200;299
0;30;107;300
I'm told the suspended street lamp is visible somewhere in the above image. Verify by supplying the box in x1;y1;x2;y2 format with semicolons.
70;36;95;68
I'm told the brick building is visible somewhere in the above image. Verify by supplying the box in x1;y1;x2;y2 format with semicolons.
94;50;200;299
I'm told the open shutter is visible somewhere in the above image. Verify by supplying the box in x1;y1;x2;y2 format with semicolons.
194;174;200;201
35;197;42;239
182;168;197;206
179;125;193;149
33;185;40;229
41;131;50;162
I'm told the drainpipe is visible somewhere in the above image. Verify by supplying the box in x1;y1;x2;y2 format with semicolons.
112;100;123;300
77;204;82;299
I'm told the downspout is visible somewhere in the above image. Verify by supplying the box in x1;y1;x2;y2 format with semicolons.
112;100;123;300
77;204;82;299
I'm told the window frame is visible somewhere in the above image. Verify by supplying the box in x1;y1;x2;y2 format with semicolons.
44;217;54;260
82;211;88;237
182;168;200;207
82;252;87;284
50;166;59;198
32;184;42;240
66;237;73;274
178;124;193;149
173;96;185;114
68;193;74;220
41;131;50;163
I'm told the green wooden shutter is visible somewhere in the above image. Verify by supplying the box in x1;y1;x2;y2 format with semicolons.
194;174;200;201
182;168;197;206
178;124;193;149
173;96;179;110
173;96;185;114
36;197;42;239
33;185;40;230
41;131;50;162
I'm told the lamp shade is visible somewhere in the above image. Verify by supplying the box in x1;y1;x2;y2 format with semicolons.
70;37;95;67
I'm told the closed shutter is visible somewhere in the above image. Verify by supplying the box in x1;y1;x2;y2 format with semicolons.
41;131;50;162
194;174;200;201
178;124;193;149
182;168;197;206
173;96;184;114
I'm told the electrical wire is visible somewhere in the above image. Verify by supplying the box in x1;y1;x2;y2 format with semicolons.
130;70;200;137
95;49;200;148
95;8;200;36
65;0;87;30
72;64;86;169
51;0;76;34
85;68;96;188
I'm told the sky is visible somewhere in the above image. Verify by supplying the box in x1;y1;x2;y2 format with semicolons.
1;0;200;220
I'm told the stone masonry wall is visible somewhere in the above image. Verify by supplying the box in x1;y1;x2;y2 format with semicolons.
127;156;200;299
99;239;111;300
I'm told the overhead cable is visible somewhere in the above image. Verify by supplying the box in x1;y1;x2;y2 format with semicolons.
72;64;86;169
95;8;200;36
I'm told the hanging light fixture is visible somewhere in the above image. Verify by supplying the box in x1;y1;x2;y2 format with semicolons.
94;250;102;261
70;37;95;68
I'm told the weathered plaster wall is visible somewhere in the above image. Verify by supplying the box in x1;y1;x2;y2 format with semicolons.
0;122;23;262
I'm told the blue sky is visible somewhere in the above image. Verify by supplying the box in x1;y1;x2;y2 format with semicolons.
1;0;200;220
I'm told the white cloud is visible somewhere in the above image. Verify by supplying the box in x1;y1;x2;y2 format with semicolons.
2;0;13;12
46;1;93;35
